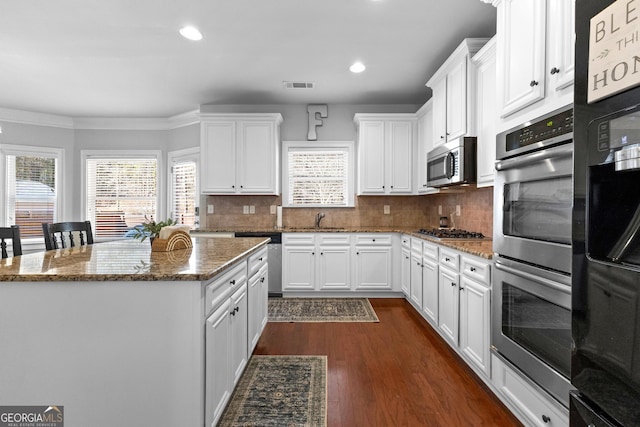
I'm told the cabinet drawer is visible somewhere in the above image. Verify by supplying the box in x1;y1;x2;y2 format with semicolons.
354;234;392;246
461;256;490;284
248;246;268;278
283;233;315;245
205;261;247;316
318;234;350;246
411;238;422;255
440;248;460;271
422;241;438;261
401;235;411;248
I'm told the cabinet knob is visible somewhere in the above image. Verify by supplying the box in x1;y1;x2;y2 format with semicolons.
440;135;445;139
372;238;376;242
240;185;244;188
451;282;456;287
445;257;450;262
530;80;539;87
382;185;385;189
230;279;236;285
235;306;240;313
416;261;421;266
260;277;265;282
230;309;236;316
356;251;360;255
470;266;476;272
405;256;409;259
232;185;235;189
320;252;324;255
550;67;560;75
541;415;551;423
459;287;465;291
259;257;263;261
312;252;315;255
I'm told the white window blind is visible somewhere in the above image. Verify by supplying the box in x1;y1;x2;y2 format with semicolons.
86;157;157;239
286;148;349;206
171;160;197;227
4;153;58;238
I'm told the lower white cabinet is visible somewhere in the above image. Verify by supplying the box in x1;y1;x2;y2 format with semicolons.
248;247;268;354
205;261;249;427
492;354;569;427
438;264;461;345
354;234;393;291
421;256;439;326
459;275;491;377
410;240;423;307
401;246;411;296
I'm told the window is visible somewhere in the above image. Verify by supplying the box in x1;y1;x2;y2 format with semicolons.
168;148;199;228
83;151;161;240
283;141;354;207
1;144;63;239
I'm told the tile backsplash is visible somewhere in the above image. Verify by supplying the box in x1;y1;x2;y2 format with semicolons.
203;186;493;236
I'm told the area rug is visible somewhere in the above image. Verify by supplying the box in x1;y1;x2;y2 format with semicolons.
218;355;327;427
268;297;379;322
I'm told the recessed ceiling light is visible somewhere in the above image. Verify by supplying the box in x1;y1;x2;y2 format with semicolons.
349;62;366;73
179;26;203;41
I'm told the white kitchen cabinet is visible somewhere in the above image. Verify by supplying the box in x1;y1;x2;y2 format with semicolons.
410;238;423;308
200;114;282;195
248;246;268;354
204;261;248;427
459;273;491;377
354;114;416;195
421;241;439;326
492;354;569;427
471;37;497;188
415;100;436;194
438;263;460;345
426;39;489;146
401;245;411;297
354;234;393;291
282;233;351;292
491;0;574;120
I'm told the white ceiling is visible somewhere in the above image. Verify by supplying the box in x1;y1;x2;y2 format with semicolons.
0;0;496;119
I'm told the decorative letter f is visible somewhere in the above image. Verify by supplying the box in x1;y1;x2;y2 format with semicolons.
307;104;328;140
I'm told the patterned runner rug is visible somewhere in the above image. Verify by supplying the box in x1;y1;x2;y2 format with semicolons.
218;355;327;427
268;297;379;322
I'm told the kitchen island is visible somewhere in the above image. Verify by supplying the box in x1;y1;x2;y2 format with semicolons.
0;236;269;427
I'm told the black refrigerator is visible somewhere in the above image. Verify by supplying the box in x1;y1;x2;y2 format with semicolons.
573;1;640;426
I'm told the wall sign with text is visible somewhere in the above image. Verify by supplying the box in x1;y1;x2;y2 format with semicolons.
589;0;640;103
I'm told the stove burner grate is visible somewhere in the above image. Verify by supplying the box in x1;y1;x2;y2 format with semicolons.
417;228;485;239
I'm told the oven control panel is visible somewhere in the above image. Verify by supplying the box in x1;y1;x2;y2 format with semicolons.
505;109;574;152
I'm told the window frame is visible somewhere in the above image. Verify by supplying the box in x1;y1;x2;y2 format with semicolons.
81;150;164;242
167;147;200;228
0;143;65;245
282;140;355;208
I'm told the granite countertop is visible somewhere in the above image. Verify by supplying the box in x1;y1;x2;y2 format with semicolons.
194;227;494;259
0;237;269;282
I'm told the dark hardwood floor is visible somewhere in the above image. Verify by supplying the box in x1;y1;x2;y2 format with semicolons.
254;298;522;427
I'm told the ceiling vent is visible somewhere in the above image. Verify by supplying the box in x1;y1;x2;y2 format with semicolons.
283;81;315;89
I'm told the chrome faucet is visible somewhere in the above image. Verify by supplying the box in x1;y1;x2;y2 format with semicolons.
315;212;326;228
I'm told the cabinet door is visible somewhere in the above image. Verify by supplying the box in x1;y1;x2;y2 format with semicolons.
230;283;248;386
416;102;433;193
548;0;575;91
355;247;392;290
438;266;460;346
401;247;411;296
422;259;439;326
410;252;423;307
318;245;351;290
283;245;316;290
497;0;546;117
205;299;231;427
358;121;386;194
459;276;491;377
238;121;277;194
446;59;468;141
432;78;448;146
474;38;497;188
201;121;237;193
247;264;268;353
387;121;413;194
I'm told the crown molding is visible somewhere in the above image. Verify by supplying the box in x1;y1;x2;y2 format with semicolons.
0;107;74;129
0;107;200;130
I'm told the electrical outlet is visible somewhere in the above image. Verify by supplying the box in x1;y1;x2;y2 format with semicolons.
270;205;277;215
456;205;461;216
438;205;442;215
383;205;390;215
249;205;255;214
243;205;249;214
207;204;214;214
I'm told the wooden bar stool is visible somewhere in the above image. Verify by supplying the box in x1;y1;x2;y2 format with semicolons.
0;225;22;258
42;221;94;250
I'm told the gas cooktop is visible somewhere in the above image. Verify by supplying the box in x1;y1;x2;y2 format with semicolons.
417;228;485;240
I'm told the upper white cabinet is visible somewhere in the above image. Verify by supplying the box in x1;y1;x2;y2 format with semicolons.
471;37;497;188
416;100;437;194
354;114;416;195
426;38;490;146
200;114;283;194
491;0;574;119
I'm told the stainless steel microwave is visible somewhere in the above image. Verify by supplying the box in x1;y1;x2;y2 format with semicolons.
426;137;477;188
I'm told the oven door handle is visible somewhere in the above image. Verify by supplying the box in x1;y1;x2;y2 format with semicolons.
494;258;571;293
495;143;573;171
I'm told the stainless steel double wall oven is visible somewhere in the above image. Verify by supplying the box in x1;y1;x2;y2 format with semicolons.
493;107;574;407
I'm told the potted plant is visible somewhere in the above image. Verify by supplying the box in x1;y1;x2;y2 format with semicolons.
131;216;178;243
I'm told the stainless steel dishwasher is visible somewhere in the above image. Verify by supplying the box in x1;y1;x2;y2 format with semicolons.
234;231;282;297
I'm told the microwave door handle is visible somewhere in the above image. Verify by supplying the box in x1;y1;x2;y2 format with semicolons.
445;152;455;179
607;202;640;262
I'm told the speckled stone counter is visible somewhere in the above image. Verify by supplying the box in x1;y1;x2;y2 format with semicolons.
0;236;269;282
194;227;494;259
